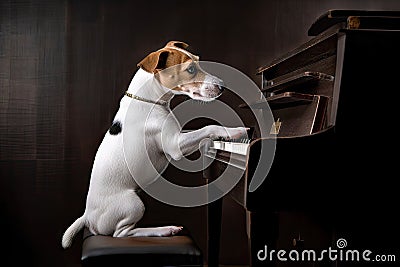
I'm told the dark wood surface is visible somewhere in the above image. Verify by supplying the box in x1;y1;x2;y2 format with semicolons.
308;9;400;36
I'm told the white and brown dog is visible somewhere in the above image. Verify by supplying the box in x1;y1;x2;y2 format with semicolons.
62;41;248;248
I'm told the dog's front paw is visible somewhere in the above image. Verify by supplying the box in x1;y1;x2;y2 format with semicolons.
208;125;249;140
224;127;249;140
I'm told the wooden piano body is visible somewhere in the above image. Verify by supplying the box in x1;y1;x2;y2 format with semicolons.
205;10;400;267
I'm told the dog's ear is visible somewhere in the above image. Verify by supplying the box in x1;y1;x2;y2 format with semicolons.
137;50;170;73
166;41;189;49
137;41;191;73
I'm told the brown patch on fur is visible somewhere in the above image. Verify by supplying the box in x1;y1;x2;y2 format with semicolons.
166;41;189;49
137;41;193;73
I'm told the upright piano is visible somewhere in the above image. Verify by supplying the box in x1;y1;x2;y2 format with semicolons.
205;10;400;267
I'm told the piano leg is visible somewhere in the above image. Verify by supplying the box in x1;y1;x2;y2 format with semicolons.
207;197;223;267
204;147;224;267
248;211;279;267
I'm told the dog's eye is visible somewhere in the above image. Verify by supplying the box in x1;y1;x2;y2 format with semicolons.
186;65;196;74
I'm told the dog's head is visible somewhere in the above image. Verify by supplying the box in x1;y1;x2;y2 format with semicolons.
137;41;224;101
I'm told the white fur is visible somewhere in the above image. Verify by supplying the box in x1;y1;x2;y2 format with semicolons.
61;68;247;249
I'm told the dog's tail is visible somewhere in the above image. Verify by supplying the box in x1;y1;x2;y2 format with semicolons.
62;215;86;249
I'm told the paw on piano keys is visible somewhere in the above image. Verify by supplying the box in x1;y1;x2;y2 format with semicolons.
210;127;255;156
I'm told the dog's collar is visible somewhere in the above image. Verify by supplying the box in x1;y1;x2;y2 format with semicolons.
125;91;168;107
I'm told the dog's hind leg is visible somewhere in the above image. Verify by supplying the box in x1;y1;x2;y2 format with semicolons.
114;225;183;237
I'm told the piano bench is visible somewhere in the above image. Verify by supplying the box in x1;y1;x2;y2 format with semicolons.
81;229;203;267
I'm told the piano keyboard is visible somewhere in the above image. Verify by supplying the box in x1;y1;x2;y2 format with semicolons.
210;139;251;155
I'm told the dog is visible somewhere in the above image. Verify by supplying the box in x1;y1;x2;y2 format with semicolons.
61;41;248;248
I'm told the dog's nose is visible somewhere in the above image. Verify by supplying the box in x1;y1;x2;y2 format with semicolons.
212;78;224;93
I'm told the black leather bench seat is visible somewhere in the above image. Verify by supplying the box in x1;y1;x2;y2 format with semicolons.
81;229;203;267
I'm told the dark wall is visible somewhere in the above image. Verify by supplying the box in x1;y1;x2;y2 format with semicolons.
1;0;400;266
0;1;71;266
